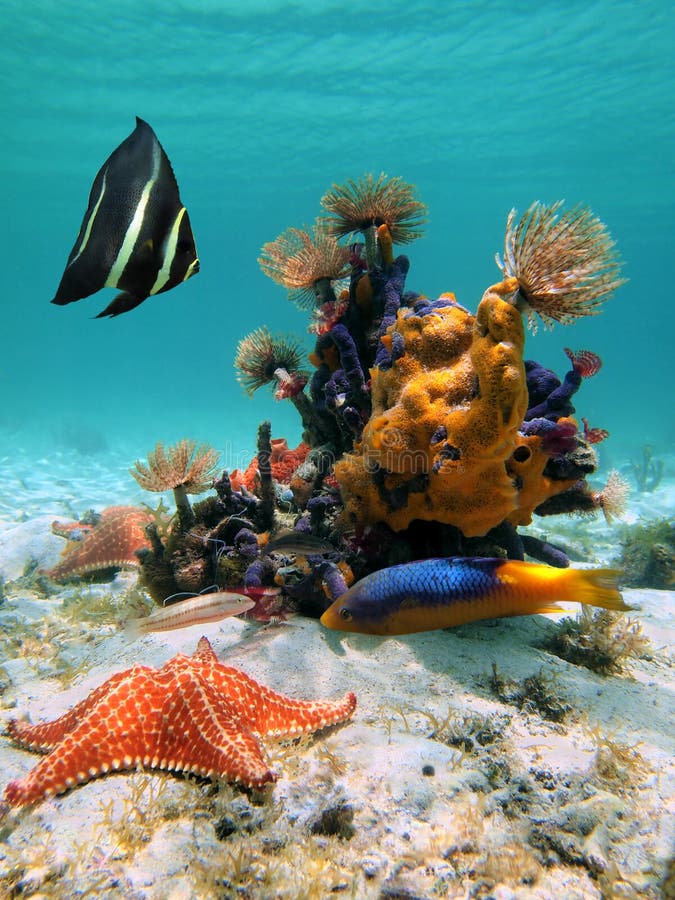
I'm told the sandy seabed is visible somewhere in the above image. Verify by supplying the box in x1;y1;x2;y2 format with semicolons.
0;438;672;899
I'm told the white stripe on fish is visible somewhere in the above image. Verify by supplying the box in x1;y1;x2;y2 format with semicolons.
105;139;160;289
67;168;108;268
150;205;186;295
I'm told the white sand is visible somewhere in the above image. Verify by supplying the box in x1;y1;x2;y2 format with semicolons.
0;449;672;898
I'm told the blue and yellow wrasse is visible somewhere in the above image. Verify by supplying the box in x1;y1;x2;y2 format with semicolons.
319;557;630;636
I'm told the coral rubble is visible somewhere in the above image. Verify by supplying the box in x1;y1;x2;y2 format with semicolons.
133;178;625;609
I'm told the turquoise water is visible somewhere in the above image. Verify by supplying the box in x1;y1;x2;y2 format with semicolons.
2;0;673;471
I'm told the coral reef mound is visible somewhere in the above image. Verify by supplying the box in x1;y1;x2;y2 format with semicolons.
335;281;581;537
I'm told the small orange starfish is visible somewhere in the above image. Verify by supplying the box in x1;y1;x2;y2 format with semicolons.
45;505;152;581
4;637;356;806
229;438;310;491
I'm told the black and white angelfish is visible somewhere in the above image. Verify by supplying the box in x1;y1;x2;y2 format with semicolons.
51;117;199;318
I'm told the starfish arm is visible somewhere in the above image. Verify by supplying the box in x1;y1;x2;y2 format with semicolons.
191;658;357;738
252;687;357;737
7;665;153;752
193;635;218;663
5;667;175;806
157;672;276;789
4;722;147;806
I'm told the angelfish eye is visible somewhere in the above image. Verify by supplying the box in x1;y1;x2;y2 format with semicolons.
339;607;352;620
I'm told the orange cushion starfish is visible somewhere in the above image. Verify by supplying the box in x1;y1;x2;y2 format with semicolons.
4;637;356;807
45;505;152;581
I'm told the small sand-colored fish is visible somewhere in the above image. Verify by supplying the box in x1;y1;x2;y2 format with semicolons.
320;557;632;636
127;590;254;636
264;530;335;556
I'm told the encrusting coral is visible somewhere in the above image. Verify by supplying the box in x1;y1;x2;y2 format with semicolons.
130;177;625;610
335;284;531;535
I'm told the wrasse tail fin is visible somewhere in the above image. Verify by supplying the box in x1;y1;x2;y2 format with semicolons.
122;618;145;640
565;568;632;611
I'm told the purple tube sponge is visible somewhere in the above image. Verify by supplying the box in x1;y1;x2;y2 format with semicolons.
233;527;260;560
213;472;261;518
372;256;410;368
323;369;349;411
523;360;561;410
244;559;264;588
523;358;582;422
308;365;342;446
319;323;372;439
315;560;349;604
520;418;578;456
307;494;339;530
310;363;332;413
329;324;369;407
521;534;569;568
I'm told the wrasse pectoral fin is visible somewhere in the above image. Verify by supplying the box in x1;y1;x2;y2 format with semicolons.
399;595;423;610
523;602;565;616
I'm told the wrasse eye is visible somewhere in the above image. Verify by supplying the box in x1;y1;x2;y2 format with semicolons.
339;607;352;621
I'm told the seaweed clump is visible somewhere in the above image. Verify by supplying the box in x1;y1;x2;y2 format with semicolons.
542;606;651;675
629;444;664;493
614;517;675;589
489;664;572;723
